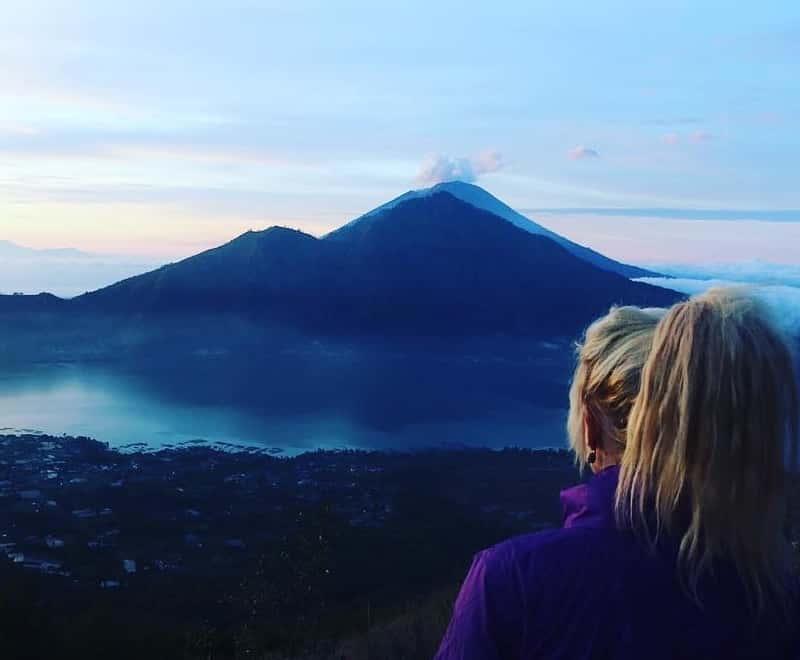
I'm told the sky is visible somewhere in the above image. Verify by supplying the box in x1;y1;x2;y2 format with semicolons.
1;0;799;270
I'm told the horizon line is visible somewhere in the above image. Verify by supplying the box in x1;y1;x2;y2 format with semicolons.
523;208;800;222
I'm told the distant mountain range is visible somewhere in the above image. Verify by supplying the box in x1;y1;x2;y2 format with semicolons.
0;240;89;259
59;188;679;338
0;242;159;299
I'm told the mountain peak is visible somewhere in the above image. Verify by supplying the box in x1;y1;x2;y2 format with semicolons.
328;182;655;279
237;226;314;239
228;226;318;249
427;180;483;193
261;226;314;239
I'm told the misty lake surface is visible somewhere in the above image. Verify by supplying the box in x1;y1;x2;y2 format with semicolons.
0;347;572;454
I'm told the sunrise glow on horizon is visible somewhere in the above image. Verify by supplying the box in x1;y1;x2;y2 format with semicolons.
2;1;799;265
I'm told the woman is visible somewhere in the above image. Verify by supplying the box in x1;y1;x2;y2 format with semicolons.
435;290;799;659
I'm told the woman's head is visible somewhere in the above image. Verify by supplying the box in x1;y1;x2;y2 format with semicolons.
568;306;665;471
617;288;799;610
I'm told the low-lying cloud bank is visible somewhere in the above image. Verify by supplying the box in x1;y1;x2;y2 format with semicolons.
637;267;800;338
646;261;800;288
0;247;162;298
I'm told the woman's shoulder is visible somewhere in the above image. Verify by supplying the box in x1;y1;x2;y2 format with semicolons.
464;524;638;616
479;524;630;576
436;527;641;659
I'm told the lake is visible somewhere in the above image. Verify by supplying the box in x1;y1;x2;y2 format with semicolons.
0;346;573;454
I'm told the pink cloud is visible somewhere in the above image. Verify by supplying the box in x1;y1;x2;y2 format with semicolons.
757;111;781;124
690;130;713;143
473;149;504;175
661;133;680;145
568;146;600;160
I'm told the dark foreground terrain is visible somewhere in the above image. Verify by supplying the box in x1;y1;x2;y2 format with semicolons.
0;434;578;659
3;434;798;660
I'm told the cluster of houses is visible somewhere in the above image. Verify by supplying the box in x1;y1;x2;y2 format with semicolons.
0;434;400;589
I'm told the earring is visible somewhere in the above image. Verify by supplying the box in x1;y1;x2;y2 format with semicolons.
587;449;597;465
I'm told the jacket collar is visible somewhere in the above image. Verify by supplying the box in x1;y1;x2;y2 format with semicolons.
560;464;619;529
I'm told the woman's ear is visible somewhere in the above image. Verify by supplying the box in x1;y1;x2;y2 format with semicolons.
583;407;600;452
584;406;605;469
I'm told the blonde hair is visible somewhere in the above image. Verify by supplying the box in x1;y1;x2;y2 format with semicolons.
616;288;799;612
568;306;665;469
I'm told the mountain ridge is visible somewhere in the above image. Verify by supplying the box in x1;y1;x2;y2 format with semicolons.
0;240;89;259
71;191;680;338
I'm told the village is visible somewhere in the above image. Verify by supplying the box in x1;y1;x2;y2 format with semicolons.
0;433;575;590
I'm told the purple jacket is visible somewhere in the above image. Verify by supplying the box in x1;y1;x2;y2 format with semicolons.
436;466;799;659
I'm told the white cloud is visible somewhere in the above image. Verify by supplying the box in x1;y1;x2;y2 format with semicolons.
647;261;800;288
636;275;800;338
0;121;39;136
568;146;600;160
415;150;504;186
638;262;800;338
